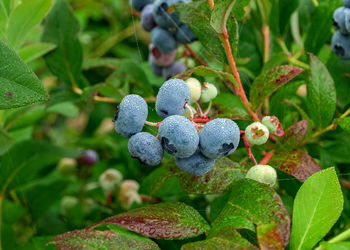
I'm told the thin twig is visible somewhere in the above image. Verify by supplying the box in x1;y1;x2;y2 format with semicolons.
184;44;208;66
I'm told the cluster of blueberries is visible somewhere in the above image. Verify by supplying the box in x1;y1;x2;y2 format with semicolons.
129;0;197;79
332;0;350;59
113;78;240;176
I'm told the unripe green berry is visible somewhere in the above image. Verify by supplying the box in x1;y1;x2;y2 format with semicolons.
200;82;218;103
185;78;202;104
245;122;269;145
57;158;77;176
60;196;78;215
262;116;279;132
245;165;277;187
99;169;123;194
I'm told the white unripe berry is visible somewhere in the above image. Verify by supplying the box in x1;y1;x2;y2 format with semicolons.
99;169;123;194
185;78;202;104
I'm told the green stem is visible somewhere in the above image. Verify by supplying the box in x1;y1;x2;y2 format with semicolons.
315;228;350;250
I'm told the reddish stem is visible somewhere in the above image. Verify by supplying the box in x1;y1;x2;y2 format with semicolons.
221;16;259;122
192;117;211;123
184;44;208;66
259;150;275;165
240;130;258;165
107;192;112;204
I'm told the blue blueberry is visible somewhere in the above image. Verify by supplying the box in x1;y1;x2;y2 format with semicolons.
114;95;148;138
346;9;350;33
151;27;177;53
333;7;349;34
153;0;180;28
162;61;187;80
159;115;199;158
149;55;163;77
129;0;152;11
128;132;164;166
175;149;215;176
199;118;240;159
332;31;350;59
175;24;197;44
141;4;157;31
156;78;190;118
344;0;350;8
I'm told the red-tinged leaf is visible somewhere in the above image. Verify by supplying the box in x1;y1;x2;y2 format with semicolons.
178;157;246;194
257;224;284;250
213;179;290;247
89;202;210;240
50;229;160;250
277;120;308;152
250;65;304;109
271;151;322;182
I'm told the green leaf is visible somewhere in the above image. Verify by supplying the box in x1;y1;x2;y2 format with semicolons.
210;0;249;34
271;151;322;182
174;1;226;62
0;40;48;109
6;0;52;50
183;216;257;249
90;202;210;240
250;65;304;109
322;242;350;250
0;126;13;155
18;43;56;63
47;101;79;118
214;179;290;247
269;0;300;35
177;157;246;194
82;58;119;70
290;168;344;250
51;228;160;250
307;54;336;128
213;93;250;120
305;2;338;54
0;140;78;192
276;120;309;152
338;117;350;134
42;0;85;87
182;231;257;250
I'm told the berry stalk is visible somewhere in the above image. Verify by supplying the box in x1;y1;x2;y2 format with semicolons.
240;130;258;165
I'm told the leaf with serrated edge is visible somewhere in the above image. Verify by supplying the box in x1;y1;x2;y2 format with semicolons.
89;202;210;240
290;168;343;250
0;40;48;109
250;65;303;109
271;151;321;182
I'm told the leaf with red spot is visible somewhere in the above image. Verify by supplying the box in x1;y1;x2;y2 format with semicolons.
257;224;284;250
89;202;210;240
177;157;246;194
276;120;309;152
250;65;304;109
271;151;322;182
50;227;160;250
213;179;290;247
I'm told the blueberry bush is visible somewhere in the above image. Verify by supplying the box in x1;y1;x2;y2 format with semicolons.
0;0;350;249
